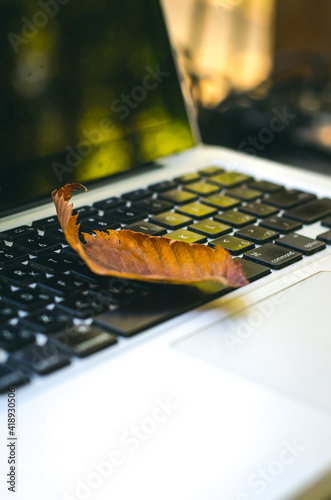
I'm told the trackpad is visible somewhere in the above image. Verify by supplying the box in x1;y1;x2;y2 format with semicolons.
175;271;331;412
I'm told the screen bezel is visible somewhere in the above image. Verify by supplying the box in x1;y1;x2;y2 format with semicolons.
0;0;200;217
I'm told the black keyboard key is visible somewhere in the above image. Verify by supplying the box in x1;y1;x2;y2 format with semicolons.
11;342;70;375
69;263;99;284
89;282;139;306
14;234;61;256
21;310;72;333
317;230;331;245
183;181;219;196
244;243;302;270
55;292;107;318
235;225;279;244
226;187;262;201
132;198;173;214
175;172;201;184
150;211;193;229
149;180;178;192
0;264;45;286
0;281;10;294
188;219;232;238
198;166;224;176
44;226;67;243
62;245;81;257
209;171;252;188
165;229;207;244
0;303;17;324
284;198;331;224
214;210;256;227
124;221;167;236
105;207;147;224
234;258;271;283
72;206;98;219
0;243;29;266
2;287;52;311
176;202;217;220
49;324;117;357
0;363;30;392
0;325;35;351
259;216;302;234
209;236;255;255
321;216;331;228
248;180;284;193
158;189;198;205
38;274;88;296
265;190;316;209
239;202;279;218
203;194;240;210
32;215;59;230
122;188;153;201
93;197;125;211
79;216;119;232
31;252;79;273
276;233;326;256
0;225;37;242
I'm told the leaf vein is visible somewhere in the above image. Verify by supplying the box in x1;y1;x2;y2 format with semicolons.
186;244;202;278
131;233;154;275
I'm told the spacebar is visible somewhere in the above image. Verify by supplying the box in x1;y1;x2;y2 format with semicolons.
93;283;229;337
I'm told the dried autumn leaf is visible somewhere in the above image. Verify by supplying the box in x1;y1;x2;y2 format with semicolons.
52;183;248;287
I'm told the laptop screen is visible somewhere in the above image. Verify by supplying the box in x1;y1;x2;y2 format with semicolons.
0;0;196;215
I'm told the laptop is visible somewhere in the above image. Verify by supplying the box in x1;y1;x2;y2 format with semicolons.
1;1;331;499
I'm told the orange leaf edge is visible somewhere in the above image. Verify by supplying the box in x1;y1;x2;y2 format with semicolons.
52;183;248;287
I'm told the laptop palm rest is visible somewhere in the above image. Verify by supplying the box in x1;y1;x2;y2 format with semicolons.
175;271;331;412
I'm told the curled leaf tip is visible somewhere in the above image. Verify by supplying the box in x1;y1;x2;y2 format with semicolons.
52;183;87;201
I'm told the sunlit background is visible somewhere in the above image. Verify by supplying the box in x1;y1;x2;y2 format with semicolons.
163;0;275;105
162;0;331;172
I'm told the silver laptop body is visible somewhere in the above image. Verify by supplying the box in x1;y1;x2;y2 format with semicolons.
1;2;331;499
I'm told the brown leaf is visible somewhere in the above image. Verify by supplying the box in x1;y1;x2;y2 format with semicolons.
52;183;248;287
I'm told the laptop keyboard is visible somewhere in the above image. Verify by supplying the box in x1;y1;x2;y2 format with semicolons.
1;165;331;393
